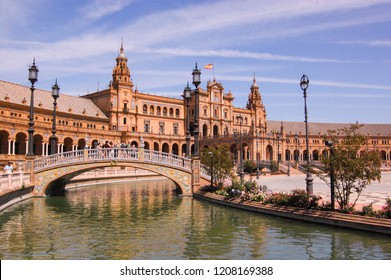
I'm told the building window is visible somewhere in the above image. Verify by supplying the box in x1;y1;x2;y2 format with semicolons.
123;117;127;125
175;108;180;118
204;108;207;116
144;121;150;133
157;106;161;115
150;105;155;115
159;122;165;134
143;104;147;114
173;123;178;135
169;108;174;117
163;107;167;116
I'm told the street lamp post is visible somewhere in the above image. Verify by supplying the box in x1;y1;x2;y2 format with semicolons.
325;140;336;210
183;82;191;158
27;59;39;157
300;74;313;194
256;140;260;179
49;80;60;155
237;115;244;182
192;63;201;157
276;132;281;170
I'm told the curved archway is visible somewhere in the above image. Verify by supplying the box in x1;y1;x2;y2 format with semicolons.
285;149;291;161
203;124;208;138
34;134;44;155
144;141;150;150
213;125;219;137
15;132;27;155
312;150;320;161
181;144;186;156
172;143;179;155
380;150;387;161
266;145;273;161
64;137;74;152
153;142;159;151
0;130;9;154
131;141;138;148
37;162;193;196
78;139;86;150
162;143;169;153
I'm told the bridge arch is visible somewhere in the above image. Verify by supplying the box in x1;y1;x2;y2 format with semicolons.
33;148;196;197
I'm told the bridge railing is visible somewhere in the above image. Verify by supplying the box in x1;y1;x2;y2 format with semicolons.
0;173;31;194
87;148;139;161
34;148;191;172
144;150;191;171
34;150;84;171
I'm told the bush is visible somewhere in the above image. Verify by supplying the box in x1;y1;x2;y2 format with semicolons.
378;198;391;219
243;160;256;173
359;203;376;217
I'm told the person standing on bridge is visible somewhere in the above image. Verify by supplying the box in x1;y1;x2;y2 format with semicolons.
3;162;13;174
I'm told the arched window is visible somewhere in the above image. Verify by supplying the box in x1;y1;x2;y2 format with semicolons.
150;105;155;115
157;106;161;115
169;108;174;117
143;104;148;114
175;108;180;118
163;107;168;116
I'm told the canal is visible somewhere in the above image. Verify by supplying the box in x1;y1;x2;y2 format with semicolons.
0;179;390;260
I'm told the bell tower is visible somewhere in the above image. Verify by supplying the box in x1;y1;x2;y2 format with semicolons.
111;40;133;90
246;76;267;133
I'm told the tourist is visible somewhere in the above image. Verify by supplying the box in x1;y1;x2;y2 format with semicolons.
3;162;13;174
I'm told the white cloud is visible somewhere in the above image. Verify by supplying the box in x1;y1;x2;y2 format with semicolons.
141;47;350;63
80;0;135;20
337;40;391;47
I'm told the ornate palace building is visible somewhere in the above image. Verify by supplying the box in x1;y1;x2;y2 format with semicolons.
1;44;391;168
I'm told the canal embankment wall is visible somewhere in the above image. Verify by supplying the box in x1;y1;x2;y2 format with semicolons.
194;191;391;235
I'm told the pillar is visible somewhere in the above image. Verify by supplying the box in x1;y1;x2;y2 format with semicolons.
7;139;11;155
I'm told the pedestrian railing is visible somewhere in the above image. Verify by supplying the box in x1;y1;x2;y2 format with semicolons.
33;148;191;172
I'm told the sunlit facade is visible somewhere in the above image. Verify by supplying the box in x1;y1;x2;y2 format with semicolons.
1;44;391;167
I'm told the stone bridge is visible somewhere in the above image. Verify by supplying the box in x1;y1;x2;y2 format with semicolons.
32;148;210;196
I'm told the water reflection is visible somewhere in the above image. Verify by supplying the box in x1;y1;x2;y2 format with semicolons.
0;179;390;260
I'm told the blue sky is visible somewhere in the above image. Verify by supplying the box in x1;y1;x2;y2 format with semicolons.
1;0;390;124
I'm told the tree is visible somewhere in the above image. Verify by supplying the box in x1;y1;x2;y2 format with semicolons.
200;144;234;187
319;123;381;210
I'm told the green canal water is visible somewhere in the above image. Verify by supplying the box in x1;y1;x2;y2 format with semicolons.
0;179;390;260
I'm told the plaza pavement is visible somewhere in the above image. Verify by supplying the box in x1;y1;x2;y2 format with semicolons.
254;171;391;210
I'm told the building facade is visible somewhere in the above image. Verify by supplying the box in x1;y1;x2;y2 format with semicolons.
1;44;391;167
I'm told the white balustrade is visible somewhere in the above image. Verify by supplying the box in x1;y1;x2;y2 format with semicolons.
33;148;191;172
0;173;31;194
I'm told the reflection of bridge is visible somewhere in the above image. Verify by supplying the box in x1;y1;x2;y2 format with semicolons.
32;148;209;196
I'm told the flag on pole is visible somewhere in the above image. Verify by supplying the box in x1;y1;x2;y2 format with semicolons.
204;63;213;69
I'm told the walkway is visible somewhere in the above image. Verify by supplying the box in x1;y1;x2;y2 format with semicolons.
255;172;391;210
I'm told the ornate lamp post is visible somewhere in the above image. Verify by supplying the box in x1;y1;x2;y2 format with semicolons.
300;74;313;194
192;63;201;157
49;80;60;155
183;82;191;158
237;115;244;182
27;59;39;157
325;140;335;210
